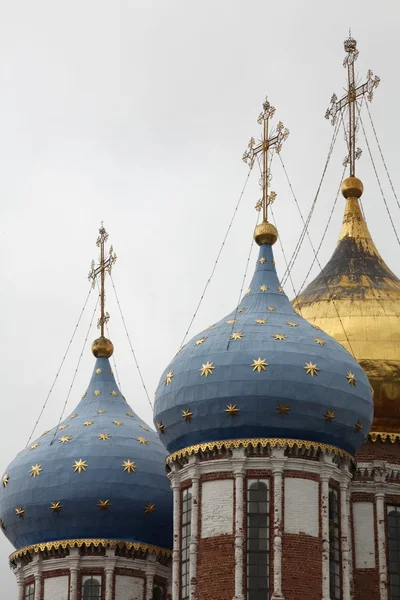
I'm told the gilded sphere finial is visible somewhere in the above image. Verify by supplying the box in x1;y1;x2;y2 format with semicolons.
92;337;114;358
254;221;278;246
341;177;364;199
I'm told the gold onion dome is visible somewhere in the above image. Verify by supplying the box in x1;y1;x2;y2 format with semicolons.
254;221;278;246
294;177;400;433
92;337;114;358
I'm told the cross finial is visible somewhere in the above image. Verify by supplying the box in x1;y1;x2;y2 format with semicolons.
88;224;117;338
242;97;289;223
325;35;380;177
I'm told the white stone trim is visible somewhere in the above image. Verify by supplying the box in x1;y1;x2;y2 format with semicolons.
169;468;181;600
320;470;330;600
376;491;388;600
232;448;246;600
340;478;351;600
189;458;200;600
271;448;286;600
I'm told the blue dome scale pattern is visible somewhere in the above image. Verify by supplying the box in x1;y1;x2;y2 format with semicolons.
154;242;374;456
0;357;173;552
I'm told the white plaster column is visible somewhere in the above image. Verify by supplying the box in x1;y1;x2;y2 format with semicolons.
189;459;200;600
271;448;286;600
146;554;157;600
375;489;388;600
68;547;80;600
104;558;116;600
346;487;353;589
32;554;42;600
340;476;351;600
15;569;24;600
232;448;246;600
170;468;181;600
320;472;330;600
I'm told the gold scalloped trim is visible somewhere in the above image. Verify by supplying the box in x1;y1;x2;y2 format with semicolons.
369;431;400;443
10;538;172;561
166;437;353;464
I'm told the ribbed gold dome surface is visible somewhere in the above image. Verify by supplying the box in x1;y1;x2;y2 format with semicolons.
294;185;400;433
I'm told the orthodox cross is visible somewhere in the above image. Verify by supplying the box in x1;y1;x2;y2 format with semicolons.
242;97;289;222
88;224;117;336
325;34;380;176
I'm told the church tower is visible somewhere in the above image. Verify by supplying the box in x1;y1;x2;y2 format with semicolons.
0;226;173;600
153;99;374;600
295;36;400;600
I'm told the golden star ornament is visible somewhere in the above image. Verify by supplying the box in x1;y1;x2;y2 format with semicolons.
98;433;111;440
58;425;67;431
259;257;266;264
314;337;326;346
30;443;40;451
346;371;356;386
59;435;72;444
324;411;335;421
30;464;42;478
144;503;155;514
200;362;215;377
157;422;165;433
287;322;298;327
259;285;269;292
98;409;105;414
94;390;101;396
251;358;268;373
122;460;136;473
230;332;244;341
113;420;123;426
195;337;207;346
182;409;193;422
2;474;9;487
226;319;236;324
111;390;118;397
140;425;149;431
273;333;287;341
256;319;267;325
304;362;319;377
83;421;94;427
267;306;276;311
354;420;363;432
97;499;111;511
136;436;148;445
126;412;134;417
15;507;24;518
73;459;88;473
225;404;239;416
50;501;62;513
277;403;290;415
165;370;174;386
96;368;102;375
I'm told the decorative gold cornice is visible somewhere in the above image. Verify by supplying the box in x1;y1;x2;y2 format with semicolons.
369;431;400;443
166;437;353;464
9;538;172;561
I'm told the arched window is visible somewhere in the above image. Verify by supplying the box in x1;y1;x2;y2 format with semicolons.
329;486;341;600
82;575;102;600
388;505;400;600
181;487;192;600
24;583;34;600
247;480;269;600
153;583;165;600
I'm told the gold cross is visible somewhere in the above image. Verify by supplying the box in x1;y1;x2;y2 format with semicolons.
325;35;380;177
242;97;289;222
88;224;117;337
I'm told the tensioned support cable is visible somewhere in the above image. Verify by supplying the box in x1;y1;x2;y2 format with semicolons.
269;204;299;303
25;287;94;448
365;101;400;212
357;105;400;246
49;294;100;445
178;169;252;350
110;274;153;411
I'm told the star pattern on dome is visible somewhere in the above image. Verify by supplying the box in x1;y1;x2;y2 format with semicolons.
278;287;284;293
140;425;149;431
59;435;72;443
312;325;321;330
30;443;40;451
324;410;335;421
165;370;174;386
58;425;67;430
195;337;207;346
110;369;114;375
70;414;78;419
346;371;356;386
94;390;101;396
50;501;62;513
113;420;123;426
0;520;5;530
82;392;87;399
238;308;246;313
96;368;102;375
256;319;267;325
30;464;42;478
182;409;193;422
231;332;244;341
354;420;364;432
314;337;326;346
73;459;88;473
3;474;9;487
251;358;268;373
122;460;136;473
15;507;24;519
259;257;266;264
245;288;251;295
200;362;215;377
227;319;236;324
41;431;49;437
98;433;111;440
144;503;155;514
267;306;276;311
157;422;165;433
84;421;94;427
136;436;148;445
304;362;319;377
111;390;118;397
126;413;134;417
273;333;287;341
259;285;269;292
225;404;239;416
97;499;111;511
98;409;105;414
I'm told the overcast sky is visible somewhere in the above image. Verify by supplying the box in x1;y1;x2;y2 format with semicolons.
1;1;399;595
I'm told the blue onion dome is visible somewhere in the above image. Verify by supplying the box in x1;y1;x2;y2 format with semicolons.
0;346;173;553
154;228;374;458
